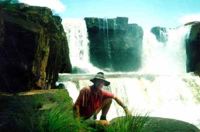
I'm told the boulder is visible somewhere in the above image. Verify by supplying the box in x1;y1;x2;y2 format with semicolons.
85;17;143;72
141;117;199;132
110;116;199;132
0;2;72;92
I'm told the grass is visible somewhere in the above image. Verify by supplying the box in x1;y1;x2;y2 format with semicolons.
0;89;150;132
106;114;149;132
0;89;93;132
1;89;199;132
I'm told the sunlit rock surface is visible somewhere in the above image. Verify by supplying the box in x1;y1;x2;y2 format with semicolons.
0;2;72;92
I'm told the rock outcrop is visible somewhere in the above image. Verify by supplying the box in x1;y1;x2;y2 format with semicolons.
0;2;72;92
110;116;199;132
186;22;200;73
151;26;168;43
85;17;143;72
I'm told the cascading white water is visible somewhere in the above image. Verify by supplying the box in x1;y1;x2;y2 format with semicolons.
141;26;191;74
59;73;200;128
62;18;100;73
62;18;89;67
59;21;200;128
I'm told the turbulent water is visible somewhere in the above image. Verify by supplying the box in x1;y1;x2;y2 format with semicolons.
59;73;200;128
61;19;200;128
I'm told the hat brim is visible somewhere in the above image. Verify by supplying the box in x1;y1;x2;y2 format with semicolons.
90;78;110;86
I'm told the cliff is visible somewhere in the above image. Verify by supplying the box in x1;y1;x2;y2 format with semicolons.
0;2;72;92
186;22;200;73
85;17;143;72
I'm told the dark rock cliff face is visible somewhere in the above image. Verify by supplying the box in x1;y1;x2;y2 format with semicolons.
0;3;72;92
151;26;168;43
85;17;143;72
186;22;200;73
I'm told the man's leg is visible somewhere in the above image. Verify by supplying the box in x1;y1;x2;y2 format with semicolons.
93;98;112;120
100;98;112;120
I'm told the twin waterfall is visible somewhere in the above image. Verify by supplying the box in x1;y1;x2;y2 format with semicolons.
60;19;200;128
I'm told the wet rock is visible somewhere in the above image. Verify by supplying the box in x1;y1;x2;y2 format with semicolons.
186;22;200;73
110;116;199;132
85;17;143;72
151;26;168;43
0;2;72;92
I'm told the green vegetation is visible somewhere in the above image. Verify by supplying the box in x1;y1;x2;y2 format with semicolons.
0;89;151;132
2;89;197;132
0;89;91;132
106;115;149;132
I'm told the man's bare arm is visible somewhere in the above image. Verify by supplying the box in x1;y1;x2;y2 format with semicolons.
113;96;131;116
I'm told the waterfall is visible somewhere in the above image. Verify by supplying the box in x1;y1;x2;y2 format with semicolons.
59;73;200;128
141;26;191;74
104;18;112;64
62;18;191;73
100;18;112;69
60;20;200;128
62;18;100;73
62;18;89;67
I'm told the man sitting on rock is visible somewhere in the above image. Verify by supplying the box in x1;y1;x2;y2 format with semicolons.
73;72;131;122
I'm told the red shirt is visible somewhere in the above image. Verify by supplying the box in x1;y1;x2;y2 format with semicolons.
74;86;114;119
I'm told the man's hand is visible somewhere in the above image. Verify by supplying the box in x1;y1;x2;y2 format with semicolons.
113;96;132;116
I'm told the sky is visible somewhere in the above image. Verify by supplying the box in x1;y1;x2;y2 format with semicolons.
19;0;200;28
